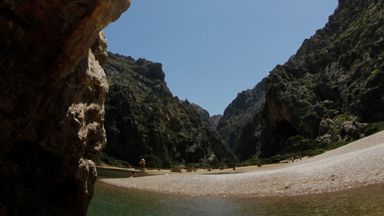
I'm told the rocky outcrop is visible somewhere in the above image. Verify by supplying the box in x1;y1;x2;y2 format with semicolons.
217;78;267;160
260;0;384;157
189;103;221;130
103;53;235;168
220;0;384;160
0;1;129;215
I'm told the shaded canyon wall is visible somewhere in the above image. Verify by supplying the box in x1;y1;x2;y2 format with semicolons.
0;0;130;215
103;53;235;168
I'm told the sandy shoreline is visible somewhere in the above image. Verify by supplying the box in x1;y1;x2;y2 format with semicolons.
101;131;384;197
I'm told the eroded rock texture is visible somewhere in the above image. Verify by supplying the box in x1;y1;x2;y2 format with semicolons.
103;53;235;168
219;0;384;160
217;78;268;160
261;0;384;157
0;1;130;215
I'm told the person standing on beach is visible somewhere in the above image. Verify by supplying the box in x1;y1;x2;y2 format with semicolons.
139;158;146;175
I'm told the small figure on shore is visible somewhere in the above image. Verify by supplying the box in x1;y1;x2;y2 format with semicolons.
139;158;146;174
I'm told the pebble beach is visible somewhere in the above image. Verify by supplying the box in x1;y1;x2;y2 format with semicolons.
101;131;384;197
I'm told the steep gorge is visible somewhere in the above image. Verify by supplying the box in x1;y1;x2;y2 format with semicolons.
0;1;129;215
1;0;383;214
217;78;268;160
102;53;235;168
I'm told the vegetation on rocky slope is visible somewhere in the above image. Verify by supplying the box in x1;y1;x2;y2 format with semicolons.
218;0;384;161
102;0;384;167
102;53;234;168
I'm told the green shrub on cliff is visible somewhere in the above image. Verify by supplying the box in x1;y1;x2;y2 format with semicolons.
102;53;235;168
219;0;384;161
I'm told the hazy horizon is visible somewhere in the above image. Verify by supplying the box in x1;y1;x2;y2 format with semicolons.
105;0;338;115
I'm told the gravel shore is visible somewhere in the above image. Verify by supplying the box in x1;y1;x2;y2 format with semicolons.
101;131;384;197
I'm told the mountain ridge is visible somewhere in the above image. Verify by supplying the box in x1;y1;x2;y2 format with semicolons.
103;53;235;168
218;0;384;160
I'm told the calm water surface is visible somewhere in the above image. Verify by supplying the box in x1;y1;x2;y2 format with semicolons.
89;174;384;216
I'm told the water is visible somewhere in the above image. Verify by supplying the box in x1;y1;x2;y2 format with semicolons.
89;171;384;216
96;167;136;178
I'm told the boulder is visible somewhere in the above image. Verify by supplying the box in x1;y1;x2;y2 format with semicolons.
319;119;335;136
340;121;368;141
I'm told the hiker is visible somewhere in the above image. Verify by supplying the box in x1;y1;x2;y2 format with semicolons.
139;158;146;174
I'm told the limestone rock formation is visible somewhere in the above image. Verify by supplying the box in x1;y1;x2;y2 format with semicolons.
261;0;384;157
217;78;267;160
220;0;384;160
0;1;130;215
102;53;235;168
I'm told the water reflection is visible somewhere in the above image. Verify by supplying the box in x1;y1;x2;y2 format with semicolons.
88;181;384;216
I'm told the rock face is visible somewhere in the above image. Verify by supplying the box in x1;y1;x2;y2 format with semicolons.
0;1;129;215
103;53;235;168
210;115;223;128
220;0;384;160
261;0;384;157
217;78;268;160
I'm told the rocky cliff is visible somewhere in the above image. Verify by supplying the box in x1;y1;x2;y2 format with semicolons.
220;0;384;160
217;78;267;160
0;1;129;215
103;53;235;168
210;115;223;128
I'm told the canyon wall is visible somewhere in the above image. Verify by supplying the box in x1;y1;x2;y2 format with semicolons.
103;53;235;168
261;0;384;157
0;1;129;215
217;78;267;160
219;0;384;160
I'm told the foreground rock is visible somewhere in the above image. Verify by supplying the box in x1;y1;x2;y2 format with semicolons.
103;131;384;197
0;1;129;215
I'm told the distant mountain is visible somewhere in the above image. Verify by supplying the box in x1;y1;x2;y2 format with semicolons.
219;0;384;160
217;78;268;160
102;53;235;167
210;115;222;128
188;103;211;123
188;103;222;130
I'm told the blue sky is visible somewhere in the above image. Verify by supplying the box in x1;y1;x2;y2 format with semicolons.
105;0;338;115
